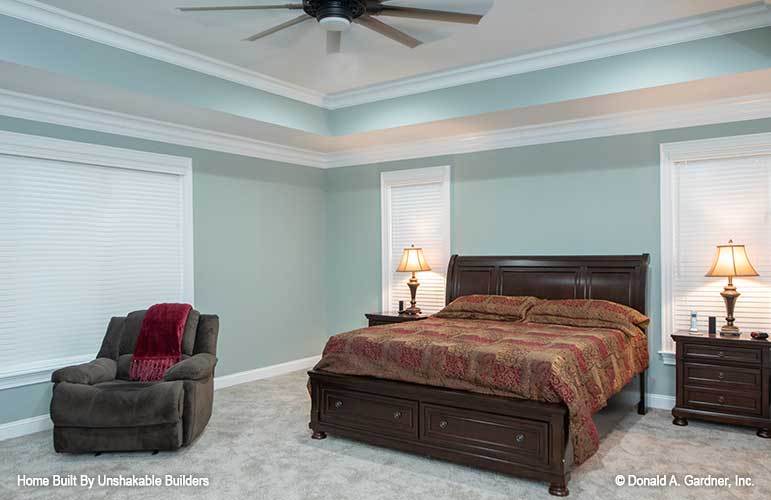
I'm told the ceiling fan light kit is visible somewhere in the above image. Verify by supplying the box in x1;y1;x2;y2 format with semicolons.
179;0;484;53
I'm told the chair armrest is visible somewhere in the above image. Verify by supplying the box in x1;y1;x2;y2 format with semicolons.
51;358;117;385
164;353;217;381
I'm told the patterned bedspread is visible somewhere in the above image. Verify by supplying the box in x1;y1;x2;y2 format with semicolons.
314;317;648;464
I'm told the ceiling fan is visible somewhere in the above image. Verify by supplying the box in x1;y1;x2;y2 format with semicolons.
178;1;485;54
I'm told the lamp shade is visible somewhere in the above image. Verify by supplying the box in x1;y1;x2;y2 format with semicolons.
705;240;759;278
396;245;431;273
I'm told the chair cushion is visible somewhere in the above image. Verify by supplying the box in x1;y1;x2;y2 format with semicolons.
51;380;184;428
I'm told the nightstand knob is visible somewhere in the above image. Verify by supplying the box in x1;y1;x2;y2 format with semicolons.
439;420;448;430
718;372;725;380
718;351;725;357
718;396;726;404
334;400;343;409
393;411;402;420
515;433;526;444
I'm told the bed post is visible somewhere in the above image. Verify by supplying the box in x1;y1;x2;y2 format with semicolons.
637;370;647;415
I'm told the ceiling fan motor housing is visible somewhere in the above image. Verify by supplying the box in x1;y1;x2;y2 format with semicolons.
303;0;366;25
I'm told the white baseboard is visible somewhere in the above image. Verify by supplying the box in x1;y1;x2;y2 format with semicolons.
0;354;322;441
647;393;676;411
213;355;321;391
1;357;673;442
0;414;52;441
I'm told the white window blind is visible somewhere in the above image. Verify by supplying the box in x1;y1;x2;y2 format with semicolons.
381;166;451;315
0;132;192;387
671;155;771;343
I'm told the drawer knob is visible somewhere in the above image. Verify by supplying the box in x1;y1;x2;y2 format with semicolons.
718;351;725;357
439;420;448;430
718;396;726;404
334;400;343;409
718;372;725;380
393;411;402;420
515;433;526;444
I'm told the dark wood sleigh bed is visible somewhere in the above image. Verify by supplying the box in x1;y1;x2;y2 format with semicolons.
308;254;649;496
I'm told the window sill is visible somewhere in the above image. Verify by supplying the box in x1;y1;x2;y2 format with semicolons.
0;355;93;390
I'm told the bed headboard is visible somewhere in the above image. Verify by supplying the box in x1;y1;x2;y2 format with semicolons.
445;255;649;314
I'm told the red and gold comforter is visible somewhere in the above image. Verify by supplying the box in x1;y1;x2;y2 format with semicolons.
314;317;648;464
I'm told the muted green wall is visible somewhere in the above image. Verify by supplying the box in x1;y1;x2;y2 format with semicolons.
325;117;771;398
2;114;771;425
0;115;328;424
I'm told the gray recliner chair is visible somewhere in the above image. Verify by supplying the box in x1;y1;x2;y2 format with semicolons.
50;310;219;453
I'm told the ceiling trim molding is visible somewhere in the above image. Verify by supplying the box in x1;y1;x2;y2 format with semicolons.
319;93;771;167
323;2;771;109
0;1;770;111
0;88;325;167
0;0;326;106
1;88;771;170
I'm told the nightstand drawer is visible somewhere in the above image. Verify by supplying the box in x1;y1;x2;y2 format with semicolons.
682;343;761;365
684;362;762;390
684;387;762;416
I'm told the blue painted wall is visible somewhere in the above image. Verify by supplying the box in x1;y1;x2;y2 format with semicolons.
324;117;771;398
2;14;770;137
0;115;329;425
0;16;330;135
331;27;771;134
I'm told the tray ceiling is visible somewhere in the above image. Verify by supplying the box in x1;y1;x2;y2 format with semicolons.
36;0;755;94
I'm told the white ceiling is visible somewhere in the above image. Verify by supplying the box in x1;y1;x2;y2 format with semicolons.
37;0;756;94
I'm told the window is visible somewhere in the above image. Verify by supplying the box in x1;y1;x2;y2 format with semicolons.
381;166;451;315
0;131;193;389
660;133;771;360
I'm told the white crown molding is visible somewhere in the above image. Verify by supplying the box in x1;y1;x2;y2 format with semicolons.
320;93;771;167
0;88;326;167
323;3;771;109
1;1;770;111
0;354;322;440
0;0;325;107
2;88;771;169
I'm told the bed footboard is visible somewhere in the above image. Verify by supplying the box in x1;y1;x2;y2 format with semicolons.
308;370;572;496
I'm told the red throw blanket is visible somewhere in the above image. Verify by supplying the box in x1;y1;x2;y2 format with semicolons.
130;303;192;382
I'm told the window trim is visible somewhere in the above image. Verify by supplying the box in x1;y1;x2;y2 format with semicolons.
380;166;451;313
0;130;194;389
659;132;771;364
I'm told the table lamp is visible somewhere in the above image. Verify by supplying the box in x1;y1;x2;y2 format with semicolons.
705;240;759;336
396;244;431;315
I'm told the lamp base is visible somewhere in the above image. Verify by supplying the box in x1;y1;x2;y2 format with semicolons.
720;324;741;337
401;306;422;316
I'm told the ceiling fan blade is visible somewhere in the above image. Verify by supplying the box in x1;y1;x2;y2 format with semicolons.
178;4;303;12
327;31;342;54
355;15;421;48
375;6;483;25
243;15;311;41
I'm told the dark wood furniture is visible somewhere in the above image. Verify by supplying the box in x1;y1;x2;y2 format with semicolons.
310;255;650;497
365;311;429;327
671;331;771;437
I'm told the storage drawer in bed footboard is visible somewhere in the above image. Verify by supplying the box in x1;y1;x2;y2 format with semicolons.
421;403;550;466
319;387;419;439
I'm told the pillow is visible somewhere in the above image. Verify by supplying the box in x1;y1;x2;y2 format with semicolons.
526;299;650;337
434;295;539;322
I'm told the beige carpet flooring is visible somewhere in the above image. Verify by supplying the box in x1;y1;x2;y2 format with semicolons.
1;370;770;499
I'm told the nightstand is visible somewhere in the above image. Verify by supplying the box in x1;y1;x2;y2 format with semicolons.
365;311;429;327
671;330;771;437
